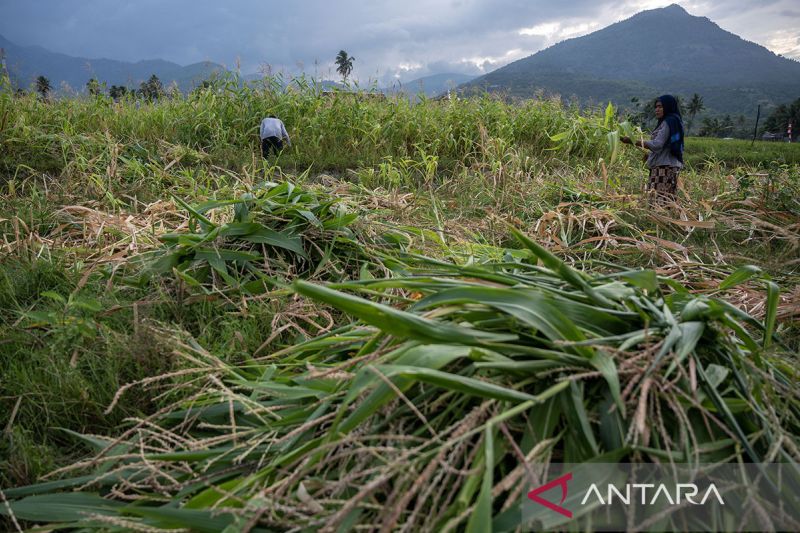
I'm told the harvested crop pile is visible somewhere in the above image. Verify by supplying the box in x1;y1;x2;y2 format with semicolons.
121;180;402;293
4;229;797;532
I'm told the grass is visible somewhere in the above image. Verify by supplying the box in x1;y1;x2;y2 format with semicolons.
685;136;800;169
0;74;798;531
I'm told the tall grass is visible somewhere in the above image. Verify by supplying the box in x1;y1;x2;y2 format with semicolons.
1;74;604;182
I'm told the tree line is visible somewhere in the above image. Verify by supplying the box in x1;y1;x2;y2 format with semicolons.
627;92;796;140
28;50;358;102
20;49;358;102
30;73;170;101
762;98;799;140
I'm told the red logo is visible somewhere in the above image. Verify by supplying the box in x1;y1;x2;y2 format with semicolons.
527;472;573;518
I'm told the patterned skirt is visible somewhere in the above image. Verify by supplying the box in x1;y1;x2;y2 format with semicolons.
647;166;680;205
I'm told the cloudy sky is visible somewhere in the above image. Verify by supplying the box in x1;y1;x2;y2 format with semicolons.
1;0;798;85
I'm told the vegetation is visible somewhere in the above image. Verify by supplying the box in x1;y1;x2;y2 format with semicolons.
335;50;355;83
763;97;800;138
85;78;103;97
685;93;704;135
138;74;165;101
1;73;798;531
684;136;800;168
108;84;128;101
34;75;50;100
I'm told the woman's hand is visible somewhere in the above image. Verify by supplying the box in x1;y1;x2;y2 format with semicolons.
622;136;647;150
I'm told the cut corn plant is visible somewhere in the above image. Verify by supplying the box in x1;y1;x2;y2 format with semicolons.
124;180;397;293
4;228;797;532
548;102;644;165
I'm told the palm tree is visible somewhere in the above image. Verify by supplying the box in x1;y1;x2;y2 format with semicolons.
335;50;355;83
35;75;52;100
699;116;722;137
686;93;705;135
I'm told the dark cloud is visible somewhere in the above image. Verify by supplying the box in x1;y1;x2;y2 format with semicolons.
0;0;797;83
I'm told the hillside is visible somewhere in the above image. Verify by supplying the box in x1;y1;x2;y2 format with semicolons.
0;33;224;93
461;4;800;116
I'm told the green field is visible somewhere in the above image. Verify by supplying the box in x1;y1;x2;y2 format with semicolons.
1;77;799;531
685;136;800;169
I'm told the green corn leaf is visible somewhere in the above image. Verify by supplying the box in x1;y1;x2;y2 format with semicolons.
293;280;516;345
172;194;217;229
467;426;496;533
414;286;590;350
604;102;615;128
509;227;615;308
719;265;762;290
370;364;548;403
0;492;125;522
763;281;779;349
694;355;762;463
339;344;473;433
2;475;102;499
193;247;262;263
607;130;619;164
39;290;66;304
218;222;264;237
239;228;306;256
126;506;241;533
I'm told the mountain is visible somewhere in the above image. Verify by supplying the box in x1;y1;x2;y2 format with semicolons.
385;73;476;98
459;4;800;116
0;33;224;93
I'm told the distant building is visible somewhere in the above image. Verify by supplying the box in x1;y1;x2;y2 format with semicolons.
761;132;785;142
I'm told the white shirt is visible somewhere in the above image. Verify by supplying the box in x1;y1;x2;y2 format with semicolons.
259;117;290;144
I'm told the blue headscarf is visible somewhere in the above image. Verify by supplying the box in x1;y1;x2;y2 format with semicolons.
657;94;684;163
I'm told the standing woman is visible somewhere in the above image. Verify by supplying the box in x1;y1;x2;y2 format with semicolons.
622;95;684;205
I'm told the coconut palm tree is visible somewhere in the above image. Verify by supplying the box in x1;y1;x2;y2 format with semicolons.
686;93;705;135
35;75;52;100
699;116;722;137
335;50;355;83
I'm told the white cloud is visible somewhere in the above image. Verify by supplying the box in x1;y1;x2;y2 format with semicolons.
766;30;800;58
560;22;601;37
694;0;800;59
519;22;561;37
397;62;423;72
461;49;528;71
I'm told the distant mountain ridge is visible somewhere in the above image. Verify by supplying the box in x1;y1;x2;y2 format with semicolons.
0;33;473;99
384;73;476;98
0;33;224;92
460;4;800;116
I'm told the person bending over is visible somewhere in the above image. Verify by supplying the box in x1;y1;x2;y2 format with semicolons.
260;115;291;158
